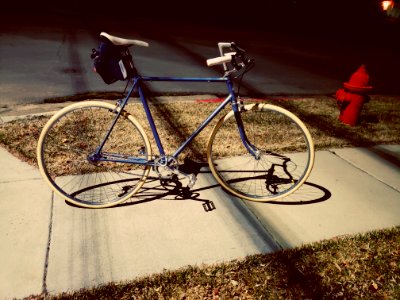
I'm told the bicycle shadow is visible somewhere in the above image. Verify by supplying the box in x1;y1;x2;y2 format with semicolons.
113;158;215;211
81;158;332;210
121;176;217;212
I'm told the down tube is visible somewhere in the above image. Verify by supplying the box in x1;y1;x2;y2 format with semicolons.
172;94;233;158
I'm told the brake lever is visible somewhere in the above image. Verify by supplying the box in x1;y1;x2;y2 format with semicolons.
230;43;255;70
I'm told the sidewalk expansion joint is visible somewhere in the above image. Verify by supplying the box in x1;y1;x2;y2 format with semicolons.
42;192;55;295
328;150;400;193
0;177;43;184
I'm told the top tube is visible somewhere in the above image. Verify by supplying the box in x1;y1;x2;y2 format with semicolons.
140;76;229;83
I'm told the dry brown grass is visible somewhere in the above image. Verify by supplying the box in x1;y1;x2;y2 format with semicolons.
0;95;399;168
277;95;400;150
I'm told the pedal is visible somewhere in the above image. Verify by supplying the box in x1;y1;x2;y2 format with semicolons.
203;201;216;212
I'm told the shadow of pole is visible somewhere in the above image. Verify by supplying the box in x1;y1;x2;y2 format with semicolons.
62;31;89;94
136;81;207;161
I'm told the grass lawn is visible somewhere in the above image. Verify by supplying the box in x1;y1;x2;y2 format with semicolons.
0;95;399;167
24;227;400;299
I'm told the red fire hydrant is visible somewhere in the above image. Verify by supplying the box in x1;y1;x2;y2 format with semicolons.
335;65;372;126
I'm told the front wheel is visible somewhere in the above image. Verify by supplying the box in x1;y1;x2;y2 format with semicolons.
37;101;152;208
207;103;314;202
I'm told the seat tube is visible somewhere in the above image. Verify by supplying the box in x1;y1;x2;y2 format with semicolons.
94;78;138;155
137;84;165;156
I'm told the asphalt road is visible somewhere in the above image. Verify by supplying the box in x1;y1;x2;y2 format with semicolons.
0;12;399;106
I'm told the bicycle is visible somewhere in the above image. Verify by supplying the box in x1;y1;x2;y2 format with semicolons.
37;32;315;208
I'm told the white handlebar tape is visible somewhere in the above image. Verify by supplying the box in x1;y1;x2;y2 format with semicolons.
206;52;236;67
206;56;231;67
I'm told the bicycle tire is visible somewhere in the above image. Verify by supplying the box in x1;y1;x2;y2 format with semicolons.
37;101;152;208
207;103;314;202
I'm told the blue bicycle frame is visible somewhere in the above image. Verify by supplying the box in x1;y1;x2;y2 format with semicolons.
93;73;258;166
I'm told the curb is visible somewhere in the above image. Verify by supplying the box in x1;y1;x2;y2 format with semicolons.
0;111;58;123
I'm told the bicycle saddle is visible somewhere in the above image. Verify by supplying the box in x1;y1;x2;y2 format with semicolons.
100;32;149;47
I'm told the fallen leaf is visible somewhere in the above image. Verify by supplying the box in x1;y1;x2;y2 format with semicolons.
231;280;238;286
369;281;379;291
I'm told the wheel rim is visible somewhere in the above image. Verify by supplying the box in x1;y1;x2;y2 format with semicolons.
38;102;151;208
207;103;314;201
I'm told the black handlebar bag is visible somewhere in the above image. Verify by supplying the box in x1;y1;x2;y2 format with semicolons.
91;41;135;84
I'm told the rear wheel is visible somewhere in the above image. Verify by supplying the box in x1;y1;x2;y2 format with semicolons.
37;101;152;208
207;103;314;201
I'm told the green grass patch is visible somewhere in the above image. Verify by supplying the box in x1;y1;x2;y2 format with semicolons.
24;226;400;299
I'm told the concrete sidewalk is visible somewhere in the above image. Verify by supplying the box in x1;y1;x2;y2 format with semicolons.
0;143;399;299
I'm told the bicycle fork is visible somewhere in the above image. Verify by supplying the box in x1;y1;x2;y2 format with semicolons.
234;102;262;160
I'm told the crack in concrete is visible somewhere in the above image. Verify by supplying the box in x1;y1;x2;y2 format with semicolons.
42;192;55;295
0;178;43;184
